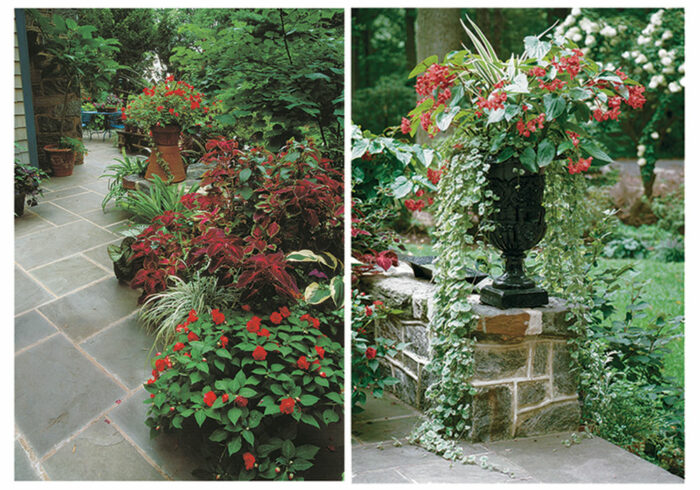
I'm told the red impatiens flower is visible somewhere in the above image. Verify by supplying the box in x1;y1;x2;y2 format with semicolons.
366;347;377;360
252;345;267;361
234;395;248;407
220;335;229;349
211;309;225;325
173;342;185;352
365;306;373;317
203;391;217;407
155;358;168;372
242;304;251;312
188;309;198;323
315;345;325;359
257;328;271;338
243;452;256;471
187;331;200;342
297;356;311;370
221;394;229;403
247;316;262;333
270;312;283;325
280;397;295;414
279;306;291;318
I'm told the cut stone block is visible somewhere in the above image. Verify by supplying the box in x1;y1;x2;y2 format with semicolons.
515;401;580;438
471;384;513;442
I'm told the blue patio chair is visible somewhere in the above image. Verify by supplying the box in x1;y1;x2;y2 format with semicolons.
81;112;93;140
103;112;125;140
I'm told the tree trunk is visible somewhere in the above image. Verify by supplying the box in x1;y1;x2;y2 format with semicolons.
405;8;417;72
415;8;463;144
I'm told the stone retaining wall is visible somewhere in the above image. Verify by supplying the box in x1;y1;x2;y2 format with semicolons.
361;264;581;442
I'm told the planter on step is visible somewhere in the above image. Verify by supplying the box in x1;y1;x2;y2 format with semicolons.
145;125;186;183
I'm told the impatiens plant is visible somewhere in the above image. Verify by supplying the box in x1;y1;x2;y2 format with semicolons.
351;289;404;411
145;306;343;480
402;16;647;176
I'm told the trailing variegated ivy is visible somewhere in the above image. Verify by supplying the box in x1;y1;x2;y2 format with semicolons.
409;136;495;459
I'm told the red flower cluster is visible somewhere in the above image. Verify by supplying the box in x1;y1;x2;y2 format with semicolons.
280;397;296;414
297;356;311;370
247;316;262;333
400;117;412;134
568;156;592;174
528;66;547;77
566;131;580;147
203;391;217;407
243;452;256;471
300;313;320;329
365;347;377;360
234;395;248;407
516;113;545;137
413;63;457;137
252;345;267;361
404;199;426;212
476;91;507;112
211;309;225;325
538;78;566;92
219;335;229;348
427;168;442;185
270;312;283;325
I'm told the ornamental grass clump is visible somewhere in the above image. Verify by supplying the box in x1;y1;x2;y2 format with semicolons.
144;306;343;480
402;16;647;175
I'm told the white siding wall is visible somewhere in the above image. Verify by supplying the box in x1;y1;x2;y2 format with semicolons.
14;28;30;165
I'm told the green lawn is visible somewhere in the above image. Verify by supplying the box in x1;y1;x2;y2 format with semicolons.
597;258;685;384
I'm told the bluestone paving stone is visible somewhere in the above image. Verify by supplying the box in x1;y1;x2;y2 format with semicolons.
82;207;132;227
83;240;120;271
15;334;126;457
42;420;163;481
39;277;140;342
51;190;105;215
15;220;116;270
29;201;81;226
397;456;532;484
353;390;419;423
30;255;109;297
108;388;203;480
14;211;53;237
41;185;90;202
81;315;154;390
352;415;420;443
15;310;58;352
352;443;440;472
352;468;412;483
15;267;54;314
15;440;41;481
485;432;684;483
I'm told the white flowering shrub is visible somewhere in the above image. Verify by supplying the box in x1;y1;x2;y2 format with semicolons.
556;8;684;198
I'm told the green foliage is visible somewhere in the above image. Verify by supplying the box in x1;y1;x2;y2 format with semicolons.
169;9;343;155
649;183;684;235
144;305;343;480
352;74;416;134
15;145;48;208
59;136;88;155
29;9;122;138
100;150;149;211
140;274;241;348
351;289;403;411
119;176;199;223
603;223;684;263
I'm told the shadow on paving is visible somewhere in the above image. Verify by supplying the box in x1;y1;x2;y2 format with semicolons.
351;391;683;484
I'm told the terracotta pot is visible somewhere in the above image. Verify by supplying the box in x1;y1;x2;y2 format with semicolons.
44;145;75;177
15;192;25;217
145;125;186;183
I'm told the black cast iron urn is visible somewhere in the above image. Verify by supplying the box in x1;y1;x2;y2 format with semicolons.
479;158;549;308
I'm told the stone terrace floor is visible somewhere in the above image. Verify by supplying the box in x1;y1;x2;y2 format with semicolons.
352;392;683;484
14;140;204;480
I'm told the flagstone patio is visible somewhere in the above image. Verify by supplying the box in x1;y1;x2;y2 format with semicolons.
14;140;203;481
351;391;683;484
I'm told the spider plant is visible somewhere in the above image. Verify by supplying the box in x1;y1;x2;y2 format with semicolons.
139;272;241;349
119;175;199;223
100;149;149;211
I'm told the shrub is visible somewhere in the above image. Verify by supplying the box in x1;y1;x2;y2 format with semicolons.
144;306;343;480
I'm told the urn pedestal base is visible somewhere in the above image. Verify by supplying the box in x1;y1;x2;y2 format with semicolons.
480;284;549;309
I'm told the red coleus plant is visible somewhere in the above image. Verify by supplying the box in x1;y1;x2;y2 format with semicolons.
144;306;343;480
127;138;341;308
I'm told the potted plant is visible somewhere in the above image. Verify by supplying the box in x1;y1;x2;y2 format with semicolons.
15;150;48;217
402;17;646;307
44;136;88;177
29;10;121;176
123;75;216;183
